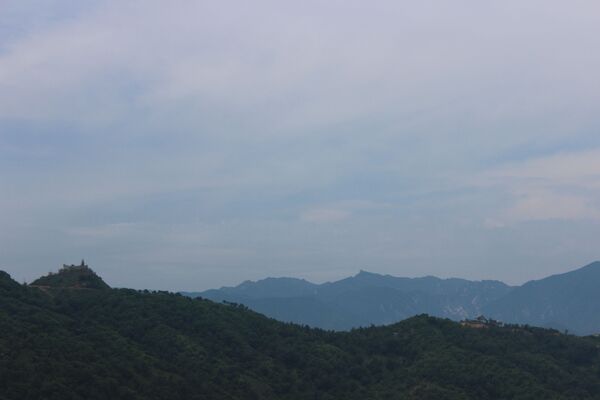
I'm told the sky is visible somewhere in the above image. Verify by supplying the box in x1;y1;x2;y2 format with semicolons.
1;0;600;291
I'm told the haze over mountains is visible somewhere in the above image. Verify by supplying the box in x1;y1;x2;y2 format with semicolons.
187;262;600;335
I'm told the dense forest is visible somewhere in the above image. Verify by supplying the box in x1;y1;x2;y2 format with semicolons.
1;268;600;399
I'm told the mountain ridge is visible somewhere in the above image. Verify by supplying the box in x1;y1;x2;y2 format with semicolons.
2;267;600;399
482;261;600;334
186;269;514;330
187;262;600;334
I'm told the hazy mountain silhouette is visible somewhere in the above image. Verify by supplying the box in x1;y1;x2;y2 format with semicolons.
185;270;512;330
482;261;600;334
187;262;600;334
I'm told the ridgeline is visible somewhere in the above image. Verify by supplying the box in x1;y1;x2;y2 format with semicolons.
1;266;599;399
189;262;600;334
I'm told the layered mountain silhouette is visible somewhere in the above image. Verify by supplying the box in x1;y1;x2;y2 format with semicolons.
186;271;512;330
186;262;600;334
482;261;600;334
2;267;600;398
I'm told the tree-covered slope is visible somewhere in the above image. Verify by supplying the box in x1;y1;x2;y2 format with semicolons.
1;270;600;399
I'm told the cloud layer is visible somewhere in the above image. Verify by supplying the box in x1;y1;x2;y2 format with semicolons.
1;1;600;289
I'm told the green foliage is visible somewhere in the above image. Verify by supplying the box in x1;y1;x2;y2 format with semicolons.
1;271;599;399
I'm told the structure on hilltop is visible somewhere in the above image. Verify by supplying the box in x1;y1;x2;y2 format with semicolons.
61;259;89;271
461;315;502;329
31;260;110;290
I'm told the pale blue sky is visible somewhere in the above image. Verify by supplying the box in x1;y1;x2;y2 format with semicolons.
1;0;600;290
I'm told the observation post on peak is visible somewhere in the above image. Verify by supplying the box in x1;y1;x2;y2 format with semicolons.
31;260;110;290
62;259;89;271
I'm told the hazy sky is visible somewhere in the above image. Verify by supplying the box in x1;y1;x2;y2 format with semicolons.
2;1;600;290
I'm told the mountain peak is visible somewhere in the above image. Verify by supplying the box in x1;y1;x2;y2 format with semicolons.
31;262;110;290
355;269;381;278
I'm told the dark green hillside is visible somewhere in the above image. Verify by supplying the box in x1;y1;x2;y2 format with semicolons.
1;269;600;399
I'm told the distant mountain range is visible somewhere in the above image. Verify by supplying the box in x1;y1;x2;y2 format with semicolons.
184;262;600;335
483;262;600;334
2;266;600;398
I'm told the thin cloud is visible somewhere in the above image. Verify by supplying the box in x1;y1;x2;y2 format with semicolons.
1;1;600;289
480;149;600;224
301;208;350;223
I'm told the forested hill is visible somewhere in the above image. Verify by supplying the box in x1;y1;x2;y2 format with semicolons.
30;261;110;290
1;270;600;399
